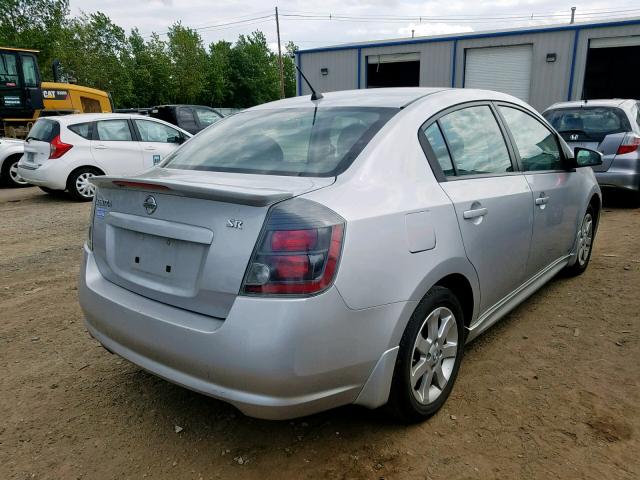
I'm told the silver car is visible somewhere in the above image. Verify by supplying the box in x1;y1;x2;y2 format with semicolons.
79;88;602;421
543;99;640;201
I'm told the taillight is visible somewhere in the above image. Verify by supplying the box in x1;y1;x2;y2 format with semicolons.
49;135;73;159
242;198;345;296
616;134;640;155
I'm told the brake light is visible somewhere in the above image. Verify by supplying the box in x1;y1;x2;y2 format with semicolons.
49;135;73;159
616;134;640;155
242;199;345;296
112;180;171;191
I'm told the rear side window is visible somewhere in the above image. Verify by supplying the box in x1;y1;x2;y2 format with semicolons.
96;120;133;141
543;106;631;142
163;107;396;177
27;119;59;142
422;123;455;176
499;106;563;171
68;122;93;139
437;106;512;176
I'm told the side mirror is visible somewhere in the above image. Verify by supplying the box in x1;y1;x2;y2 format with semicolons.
168;135;184;144
573;147;603;167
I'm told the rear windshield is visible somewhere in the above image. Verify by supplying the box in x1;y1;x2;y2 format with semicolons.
543;106;631;143
26;119;60;142
162;107;397;176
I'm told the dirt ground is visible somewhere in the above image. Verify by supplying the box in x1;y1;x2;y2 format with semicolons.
1;186;638;480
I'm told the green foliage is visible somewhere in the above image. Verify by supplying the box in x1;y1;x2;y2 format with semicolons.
0;0;69;76
0;0;299;108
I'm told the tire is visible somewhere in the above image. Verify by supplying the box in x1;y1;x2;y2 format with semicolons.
67;167;99;201
388;286;465;423
1;155;30;188
564;205;595;277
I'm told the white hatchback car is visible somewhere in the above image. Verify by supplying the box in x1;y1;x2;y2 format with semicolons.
18;113;191;200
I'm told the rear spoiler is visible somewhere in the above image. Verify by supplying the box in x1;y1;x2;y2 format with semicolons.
90;176;293;207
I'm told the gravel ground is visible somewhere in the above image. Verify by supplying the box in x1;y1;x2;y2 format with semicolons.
1;186;638;480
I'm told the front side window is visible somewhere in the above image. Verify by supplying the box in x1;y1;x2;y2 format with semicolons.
194;107;222;127
499;106;563;171
437;106;512;176
163;107;396;177
0;53;19;88
96;120;133;141
21;55;38;87
135;120;181;143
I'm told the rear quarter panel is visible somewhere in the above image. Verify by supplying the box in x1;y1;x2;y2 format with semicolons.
302;91;482;331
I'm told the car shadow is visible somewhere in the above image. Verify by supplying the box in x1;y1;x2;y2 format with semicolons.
601;189;639;209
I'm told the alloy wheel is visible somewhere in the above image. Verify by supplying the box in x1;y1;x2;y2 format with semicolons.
410;306;459;405
576;213;593;266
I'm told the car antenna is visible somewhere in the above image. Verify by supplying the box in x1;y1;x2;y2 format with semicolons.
294;63;323;101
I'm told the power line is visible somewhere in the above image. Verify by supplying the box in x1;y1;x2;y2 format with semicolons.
279;11;640;23
280;7;640;21
144;13;274;38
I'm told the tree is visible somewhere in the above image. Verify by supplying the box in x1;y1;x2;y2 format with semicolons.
284;41;298;98
166;23;207;104
128;29;172;106
0;0;69;79
56;12;134;107
228;31;280;108
206;40;232;106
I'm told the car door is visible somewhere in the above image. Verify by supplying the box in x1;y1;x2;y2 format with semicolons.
132;119;186;169
422;104;534;315
176;107;199;134
496;104;582;277
91;119;143;175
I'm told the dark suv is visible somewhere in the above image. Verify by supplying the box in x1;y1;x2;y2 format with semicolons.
149;105;223;135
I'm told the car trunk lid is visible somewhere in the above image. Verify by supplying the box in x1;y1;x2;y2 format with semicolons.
22;138;51;168
89;169;334;319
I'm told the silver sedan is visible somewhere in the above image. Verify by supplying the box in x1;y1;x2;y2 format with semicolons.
79;88;602;421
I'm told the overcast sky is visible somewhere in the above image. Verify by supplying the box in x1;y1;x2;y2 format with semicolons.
68;0;640;50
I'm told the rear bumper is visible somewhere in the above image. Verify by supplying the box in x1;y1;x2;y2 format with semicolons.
79;246;409;419
17;160;68;190
595;170;640;192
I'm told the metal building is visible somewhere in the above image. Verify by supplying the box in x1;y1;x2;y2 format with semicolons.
295;17;640;111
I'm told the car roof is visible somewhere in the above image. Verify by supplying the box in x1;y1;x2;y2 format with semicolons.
46;113;141;124
42;113;193;136
544;99;637;111
248;88;449;110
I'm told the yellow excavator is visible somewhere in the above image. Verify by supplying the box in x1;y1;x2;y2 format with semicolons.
1;47;113;138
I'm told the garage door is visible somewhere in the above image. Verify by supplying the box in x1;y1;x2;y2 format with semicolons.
464;44;533;102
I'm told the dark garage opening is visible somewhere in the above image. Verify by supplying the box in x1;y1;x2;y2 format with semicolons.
583;45;640;100
366;56;420;88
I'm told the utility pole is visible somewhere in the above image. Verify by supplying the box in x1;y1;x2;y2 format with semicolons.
570;7;576;24
275;6;285;99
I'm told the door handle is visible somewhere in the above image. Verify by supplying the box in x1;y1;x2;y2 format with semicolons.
463;207;488;219
535;196;550;206
143;146;157;151
94;145;107;150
